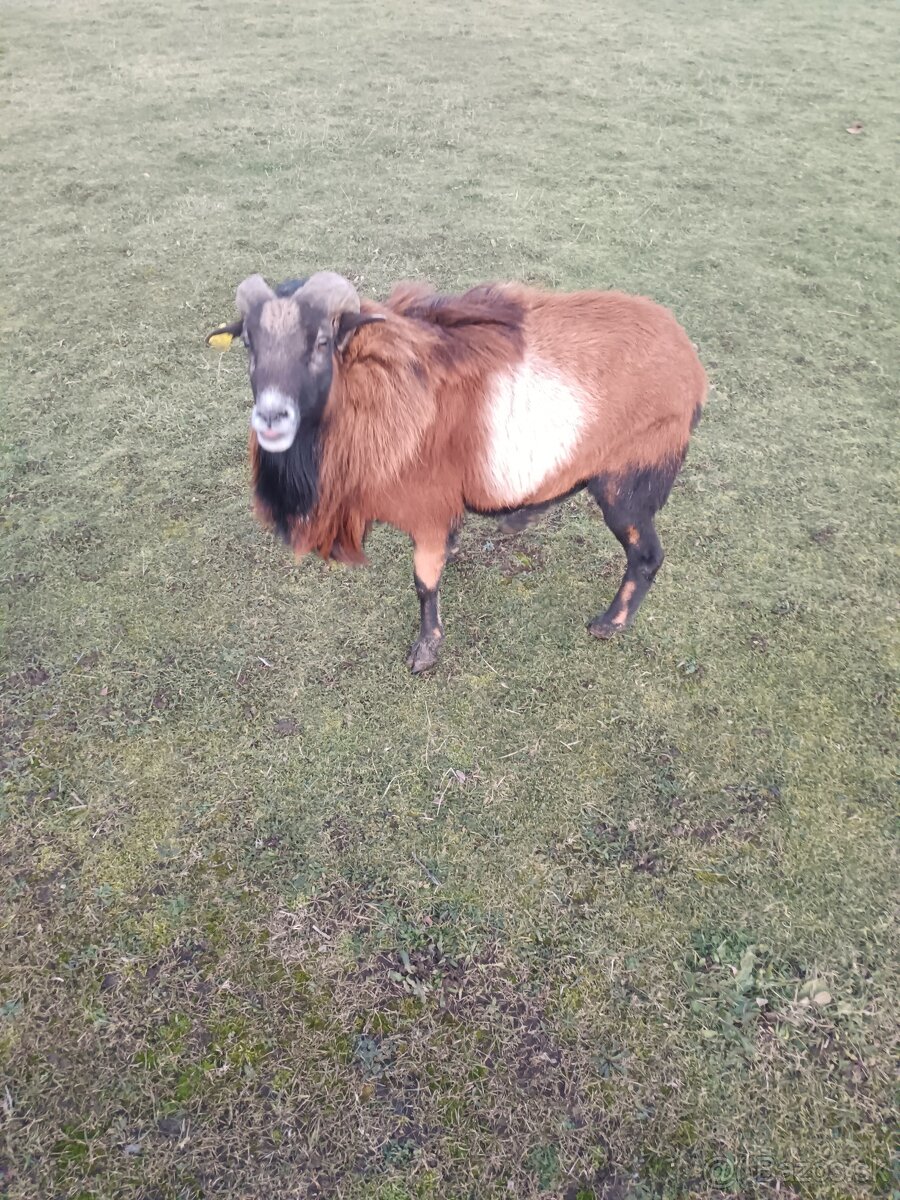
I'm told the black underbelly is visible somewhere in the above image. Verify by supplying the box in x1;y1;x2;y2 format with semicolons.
464;481;587;519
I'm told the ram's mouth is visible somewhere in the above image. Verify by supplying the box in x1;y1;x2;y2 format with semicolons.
255;426;296;452
253;427;297;453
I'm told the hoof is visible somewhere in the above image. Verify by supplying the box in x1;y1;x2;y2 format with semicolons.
588;616;629;640
406;634;442;674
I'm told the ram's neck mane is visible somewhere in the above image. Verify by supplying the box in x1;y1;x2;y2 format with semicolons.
389;281;525;333
251;285;526;562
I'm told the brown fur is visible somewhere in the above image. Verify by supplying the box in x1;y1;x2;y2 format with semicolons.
248;282;706;564
412;540;447;591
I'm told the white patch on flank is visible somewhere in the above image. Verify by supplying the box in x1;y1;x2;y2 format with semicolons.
484;359;586;503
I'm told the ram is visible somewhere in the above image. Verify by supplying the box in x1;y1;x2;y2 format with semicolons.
207;272;706;672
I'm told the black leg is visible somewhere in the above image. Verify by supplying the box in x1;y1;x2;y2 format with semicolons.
406;535;448;673
587;470;670;639
414;573;442;639
445;520;462;564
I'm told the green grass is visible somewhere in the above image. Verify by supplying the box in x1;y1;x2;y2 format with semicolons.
1;1;897;1197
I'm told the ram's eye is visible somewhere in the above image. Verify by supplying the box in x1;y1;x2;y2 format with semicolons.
316;334;329;351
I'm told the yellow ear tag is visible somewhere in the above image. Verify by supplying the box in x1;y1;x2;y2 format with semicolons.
208;331;234;351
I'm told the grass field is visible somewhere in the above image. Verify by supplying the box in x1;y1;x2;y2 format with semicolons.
1;1;898;1196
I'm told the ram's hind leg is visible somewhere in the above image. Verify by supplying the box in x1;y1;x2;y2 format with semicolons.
587;466;675;639
497;483;588;536
496;498;557;536
445;519;463;565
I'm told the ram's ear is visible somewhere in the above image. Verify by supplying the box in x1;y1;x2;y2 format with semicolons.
206;318;244;350
335;311;385;353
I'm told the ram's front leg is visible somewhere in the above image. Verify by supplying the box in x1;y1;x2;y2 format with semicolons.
407;532;450;674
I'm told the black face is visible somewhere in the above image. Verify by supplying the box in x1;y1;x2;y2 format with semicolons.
242;296;337;454
205;277;383;535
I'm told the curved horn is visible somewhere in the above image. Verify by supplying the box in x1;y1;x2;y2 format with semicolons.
235;274;276;315
296;271;360;317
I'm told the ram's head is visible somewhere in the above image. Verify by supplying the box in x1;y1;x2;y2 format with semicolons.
207;272;382;452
